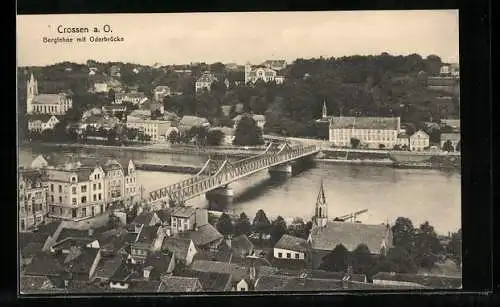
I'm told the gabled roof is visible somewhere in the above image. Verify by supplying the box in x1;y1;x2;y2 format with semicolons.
274;234;309;253
175;269;232;291
135;226;160;245
158;276;201;292
132;212;157;225
193;243;232;263
171;206;196;218
129;280;162;292
27;114;59;123
56;228;91;243
156;208;174;223
162;237;192;261
36;220;62;237
178;223;223;247
309;221;392;254
19;275;56;293
109;263;140;282
144;252;174;280
52;237;96;251
93;254;123;280
66;247;100;276
19;232;50;251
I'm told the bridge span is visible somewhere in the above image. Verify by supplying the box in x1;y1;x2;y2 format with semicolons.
148;142;319;208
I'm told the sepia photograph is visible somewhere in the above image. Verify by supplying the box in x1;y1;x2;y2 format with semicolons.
16;10;462;294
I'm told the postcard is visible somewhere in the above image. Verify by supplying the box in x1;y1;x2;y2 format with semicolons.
16;11;461;294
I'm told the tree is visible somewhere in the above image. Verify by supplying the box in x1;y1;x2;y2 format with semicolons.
216;213;234;237
167;130;180;144
252;209;271;241
442;140;454;152
350;137;360;149
233;116;264;146
108;88;116;103
372;246;418;274
270;216;288;246
206;129;225;146
126;127;139;141
320;244;350;272
378;144;386;149
413;221;442;269
151;109;162;120
234;212;252;236
351;244;373;274
391;217;416;253
446;228;462;269
287;217;309;239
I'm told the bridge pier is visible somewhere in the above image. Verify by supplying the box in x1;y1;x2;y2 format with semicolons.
268;163;293;177
205;186;234;211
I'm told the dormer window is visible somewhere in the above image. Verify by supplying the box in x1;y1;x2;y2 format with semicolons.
71;176;76;183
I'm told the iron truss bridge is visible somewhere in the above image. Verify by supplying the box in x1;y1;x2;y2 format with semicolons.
148;142;319;206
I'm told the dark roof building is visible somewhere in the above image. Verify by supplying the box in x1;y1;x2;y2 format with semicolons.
230;235;254;257
372;272;462;289
328;116;400;131
162;237;194;262
65;247;101;281
175;269;232;291
158;276;203;292
274;234;309;253
178;223;223;247
93;254;124;281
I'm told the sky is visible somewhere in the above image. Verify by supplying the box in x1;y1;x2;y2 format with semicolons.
16;10;459;67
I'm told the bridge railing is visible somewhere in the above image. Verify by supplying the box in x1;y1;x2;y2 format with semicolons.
149;144;318;203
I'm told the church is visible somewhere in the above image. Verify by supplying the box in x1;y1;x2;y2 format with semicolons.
307;180;393;269
26;73;73;115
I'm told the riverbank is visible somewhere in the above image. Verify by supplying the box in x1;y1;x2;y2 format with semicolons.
314;158;394;167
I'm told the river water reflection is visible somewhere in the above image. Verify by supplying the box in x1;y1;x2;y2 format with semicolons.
18;146;461;235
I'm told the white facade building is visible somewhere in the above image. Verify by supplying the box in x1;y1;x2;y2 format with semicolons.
244;63;285;85
409;130;430;151
26;73;72;115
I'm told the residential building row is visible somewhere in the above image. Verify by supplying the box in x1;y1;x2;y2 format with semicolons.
19;155;139;231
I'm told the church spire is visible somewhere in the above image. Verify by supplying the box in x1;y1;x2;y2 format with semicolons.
322;99;328;119
314;178;328;227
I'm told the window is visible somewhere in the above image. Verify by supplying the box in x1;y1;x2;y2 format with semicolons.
58;185;62;193
72;198;77;205
59;196;62;203
72;209;77;218
98;183;101;189
278;252;282;258
72;187;77;194
81;185;87;193
82;208;87;217
51;195;54;202
81;196;87;203
50;184;54;192
93;195;97;201
93;184;96;191
287;253;291;259
295;253;300;259
98;193;101;200
21;220;25;230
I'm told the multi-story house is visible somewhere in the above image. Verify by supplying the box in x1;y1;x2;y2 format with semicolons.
153;86;171;102
114;92;148;105
45;165;106;221
195;73;217;93
29;155;138;222
126;118;174;143
18;169;48;231
244;63;285;85
328;116;401;149
27;115;60;133
409;130;430;151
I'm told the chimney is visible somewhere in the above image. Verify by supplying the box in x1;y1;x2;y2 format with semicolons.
341;275;350;289
225;235;232;249
249;262;256;281
347;265;353;275
143;266;153;280
88;228;94;236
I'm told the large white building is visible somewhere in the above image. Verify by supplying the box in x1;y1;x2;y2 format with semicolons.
195;72;217;93
328;115;401;149
244;63;285;85
26;73;73;115
28;155;138;221
27;115;60;133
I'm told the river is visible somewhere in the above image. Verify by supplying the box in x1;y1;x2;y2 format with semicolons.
18;145;461;235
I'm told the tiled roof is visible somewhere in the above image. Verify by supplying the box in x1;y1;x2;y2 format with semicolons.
75;167;93;181
144;252;174;280
231;235;254;256
309;221;392;254
172;206;196;218
56;228;91;243
27;114;59;123
132;212;156;225
328;116;400;130
52;237;95;251
162;237;192;261
19;169;45;187
372;272;462;289
36;220;62;237
110;262;141;282
32;93;68;104
158;276;202;292
20;276;55;293
23;252;68;278
271;258;308;271
179;116;209;127
175;269;232;291
66;247;100;275
441;133;461;142
19;232;49;250
274;234;309;253
93;254;123;280
178;223;223;247
192;245;232;263
135;226;160;245
21;242;45;257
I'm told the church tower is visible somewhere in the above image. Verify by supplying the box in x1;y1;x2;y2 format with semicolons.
26;73;38;114
322;99;328;119
244;62;252;85
314;179;328;227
